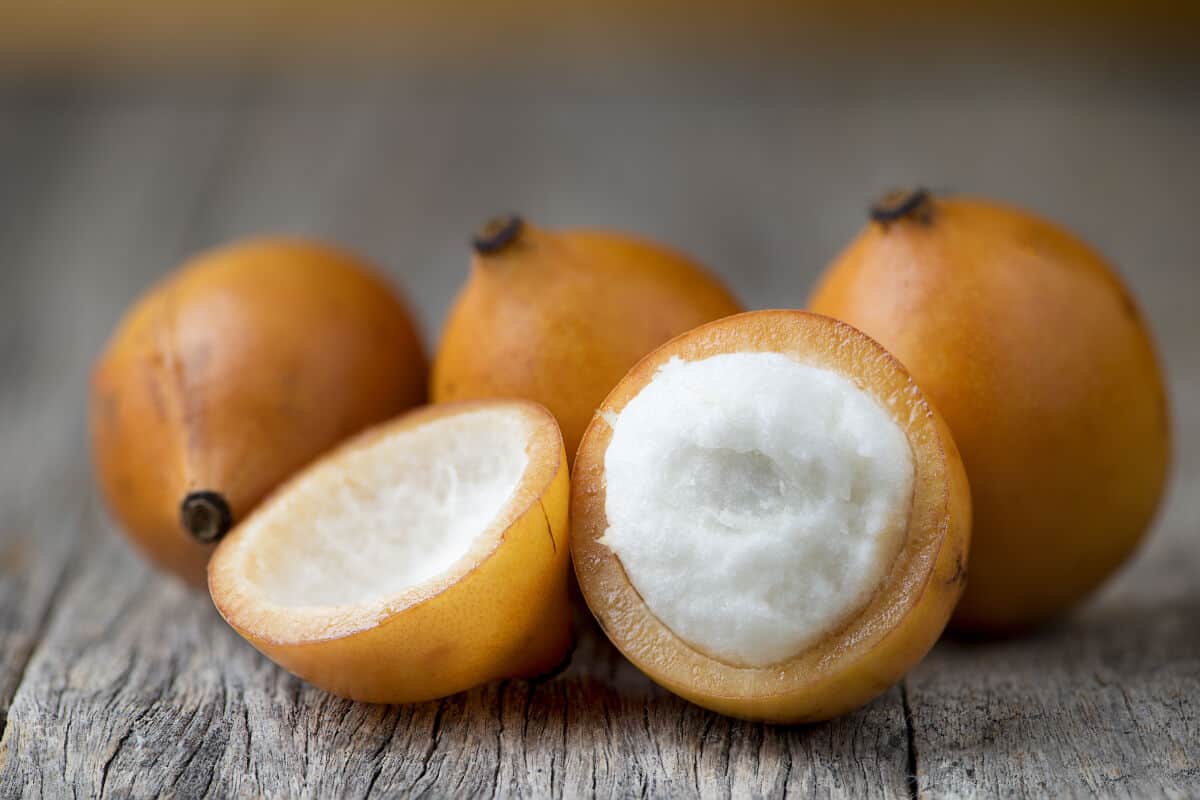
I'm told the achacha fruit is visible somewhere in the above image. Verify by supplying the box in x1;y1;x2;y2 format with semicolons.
90;239;427;585
810;190;1170;632
432;215;743;458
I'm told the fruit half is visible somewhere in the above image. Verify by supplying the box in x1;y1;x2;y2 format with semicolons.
571;310;970;723
209;400;571;704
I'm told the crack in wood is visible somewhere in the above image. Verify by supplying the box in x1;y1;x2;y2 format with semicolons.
1;501;91;732
357;707;401;798
97;723;137;798
491;682;508;800
901;681;919;800
406;699;446;794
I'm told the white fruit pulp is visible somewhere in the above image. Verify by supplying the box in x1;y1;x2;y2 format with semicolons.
244;407;530;609
601;353;914;667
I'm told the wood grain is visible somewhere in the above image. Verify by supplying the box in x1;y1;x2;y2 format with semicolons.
909;607;1200;798
0;69;1198;797
907;412;1200;799
0;531;912;798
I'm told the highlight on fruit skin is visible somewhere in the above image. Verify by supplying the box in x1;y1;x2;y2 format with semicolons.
571;310;971;723
809;189;1171;634
432;214;743;458
208;400;572;704
90;238;428;587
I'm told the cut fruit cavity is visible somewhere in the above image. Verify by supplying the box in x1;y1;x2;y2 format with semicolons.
208;400;571;704
245;408;531;615
571;310;971;723
601;352;915;667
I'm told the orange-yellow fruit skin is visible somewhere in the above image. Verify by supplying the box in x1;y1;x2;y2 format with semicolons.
809;196;1170;633
90;239;427;586
208;401;572;704
432;223;742;457
571;310;971;723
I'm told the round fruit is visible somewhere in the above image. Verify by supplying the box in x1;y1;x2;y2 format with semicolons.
809;189;1170;632
90;239;427;586
208;400;571;703
432;215;742;457
571;310;970;723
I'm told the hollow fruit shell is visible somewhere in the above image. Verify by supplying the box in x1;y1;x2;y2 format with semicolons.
432;222;742;457
90;239;427;586
808;196;1170;632
208;400;572;704
571;310;971;723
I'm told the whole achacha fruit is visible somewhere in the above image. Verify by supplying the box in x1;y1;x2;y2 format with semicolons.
809;189;1170;632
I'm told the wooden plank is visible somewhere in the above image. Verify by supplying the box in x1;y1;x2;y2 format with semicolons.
908;558;1200;798
908;493;1200;797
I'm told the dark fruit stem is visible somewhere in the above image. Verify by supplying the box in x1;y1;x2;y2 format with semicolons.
869;188;934;225
180;491;233;544
472;214;524;255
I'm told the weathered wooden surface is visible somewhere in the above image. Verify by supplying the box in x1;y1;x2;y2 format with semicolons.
0;66;1197;797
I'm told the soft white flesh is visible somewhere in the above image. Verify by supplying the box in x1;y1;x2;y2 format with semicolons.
601;353;914;667
241;408;530;611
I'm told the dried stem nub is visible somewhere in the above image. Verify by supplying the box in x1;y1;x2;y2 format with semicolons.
472;214;524;255
869;188;934;226
181;490;233;544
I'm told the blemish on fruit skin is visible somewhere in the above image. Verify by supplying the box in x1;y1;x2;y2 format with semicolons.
424;641;454;666
537;499;556;554
143;371;168;422
946;554;968;587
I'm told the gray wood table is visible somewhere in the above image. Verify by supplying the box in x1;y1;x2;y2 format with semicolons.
0;65;1197;798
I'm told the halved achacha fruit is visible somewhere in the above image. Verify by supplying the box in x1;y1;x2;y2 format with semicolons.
571;310;971;723
208;401;571;704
